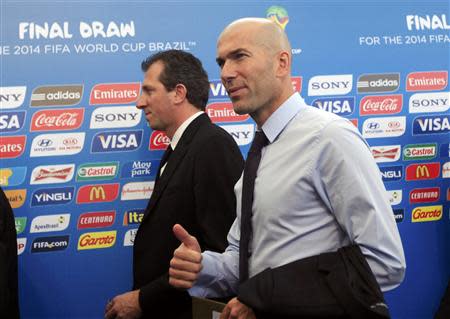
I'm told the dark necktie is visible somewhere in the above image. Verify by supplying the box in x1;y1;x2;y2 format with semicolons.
239;130;269;283
156;145;173;182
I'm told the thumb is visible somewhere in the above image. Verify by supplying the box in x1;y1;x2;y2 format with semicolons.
173;224;200;252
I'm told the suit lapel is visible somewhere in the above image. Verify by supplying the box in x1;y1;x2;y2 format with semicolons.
142;113;211;222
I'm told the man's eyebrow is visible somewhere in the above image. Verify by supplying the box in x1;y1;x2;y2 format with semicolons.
216;48;248;66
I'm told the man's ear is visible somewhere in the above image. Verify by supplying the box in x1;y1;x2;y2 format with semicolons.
172;84;187;104
275;50;291;77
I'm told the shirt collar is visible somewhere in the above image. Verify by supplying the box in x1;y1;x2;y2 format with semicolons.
260;92;305;143
171;111;204;150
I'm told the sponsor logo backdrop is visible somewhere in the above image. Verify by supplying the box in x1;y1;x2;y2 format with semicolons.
1;1;448;318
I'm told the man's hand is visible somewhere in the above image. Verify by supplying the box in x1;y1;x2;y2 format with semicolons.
169;224;202;289
104;290;142;319
220;297;256;319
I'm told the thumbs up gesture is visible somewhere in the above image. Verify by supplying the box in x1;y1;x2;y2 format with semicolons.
169;224;203;289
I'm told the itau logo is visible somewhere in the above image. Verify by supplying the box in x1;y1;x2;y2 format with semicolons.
266;6;289;30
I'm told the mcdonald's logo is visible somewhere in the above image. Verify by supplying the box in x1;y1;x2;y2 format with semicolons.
405;163;440;181
90;186;106;201
76;183;119;204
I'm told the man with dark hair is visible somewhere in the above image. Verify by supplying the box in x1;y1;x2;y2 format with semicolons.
104;50;243;319
0;186;20;319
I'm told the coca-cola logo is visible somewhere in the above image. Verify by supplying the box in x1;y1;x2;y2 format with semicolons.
149;131;170;150
31;108;84;131
359;95;403;116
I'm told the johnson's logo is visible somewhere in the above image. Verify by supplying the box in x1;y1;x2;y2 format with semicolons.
0;111;26;133
76;183;119;204
31;108;84;131
405;163;440;181
77;211;115;229
121;182;154;201
410;187;440;203
406;71;448;91
411;205;442;223
77;231;116;250
359;95;402;116
149;130;170;150
90;83;140;105
206;102;249;123
0;135;26;158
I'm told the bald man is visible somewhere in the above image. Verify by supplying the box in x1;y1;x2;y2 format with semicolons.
169;18;406;319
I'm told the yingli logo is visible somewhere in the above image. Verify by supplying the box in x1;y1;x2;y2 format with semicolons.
149;130;170;150
90;83;140;105
0;135;26;158
405;162;440;181
406;71;448;91
31;108;84;131
359;95;403;116
76;183;119;204
206;102;249;123
412;205;442;223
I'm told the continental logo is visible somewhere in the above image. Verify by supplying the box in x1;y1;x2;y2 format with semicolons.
89;83;140;105
30;85;83;107
405;163;440;181
357;73;400;93
266;5;289;30
402;143;437;161
76;183;119;204
77;231;116;250
412;205;442;222
123;209;145;226
0;167;27;187
4;189;26;209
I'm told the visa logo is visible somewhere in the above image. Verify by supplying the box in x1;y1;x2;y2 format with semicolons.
209;80;228;99
0;111;26;133
413;115;450;135
311;97;355;116
380;165;403;181
91;130;143;153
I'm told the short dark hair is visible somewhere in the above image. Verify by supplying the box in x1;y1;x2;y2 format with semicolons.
141;50;210;110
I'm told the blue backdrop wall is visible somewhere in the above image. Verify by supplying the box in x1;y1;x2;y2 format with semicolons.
1;1;449;318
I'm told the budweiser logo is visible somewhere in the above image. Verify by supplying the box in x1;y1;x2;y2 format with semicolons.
35;168;72;180
360;95;402;115
31;108;84;131
372;147;399;159
149;131;170;150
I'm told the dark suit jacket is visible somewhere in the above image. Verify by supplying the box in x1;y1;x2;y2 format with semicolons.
0;187;20;318
133;113;244;319
238;245;389;319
